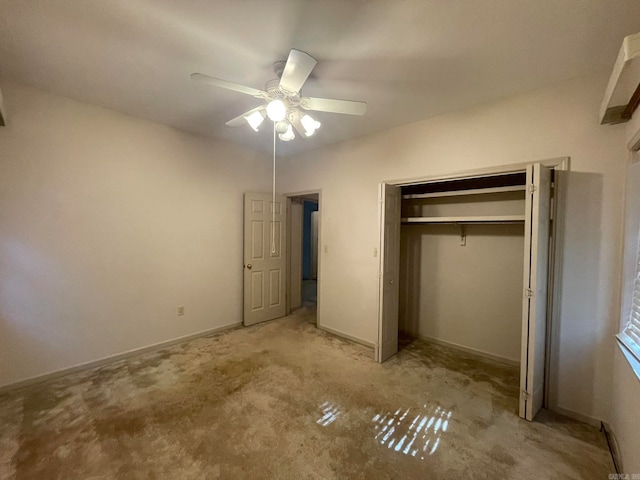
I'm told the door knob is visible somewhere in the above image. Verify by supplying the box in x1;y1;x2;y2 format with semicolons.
247;264;252;269
390;279;394;284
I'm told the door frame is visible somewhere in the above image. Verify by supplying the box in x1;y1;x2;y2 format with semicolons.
285;189;322;325
377;157;569;412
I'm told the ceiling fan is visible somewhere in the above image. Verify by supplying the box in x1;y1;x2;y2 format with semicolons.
191;49;367;141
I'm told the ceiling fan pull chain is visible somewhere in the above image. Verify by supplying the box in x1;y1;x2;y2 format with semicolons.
272;122;277;255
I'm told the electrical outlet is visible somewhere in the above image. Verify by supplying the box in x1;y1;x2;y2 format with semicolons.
177;306;185;316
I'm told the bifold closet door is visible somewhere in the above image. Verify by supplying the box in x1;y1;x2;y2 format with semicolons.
520;164;551;421
378;183;401;362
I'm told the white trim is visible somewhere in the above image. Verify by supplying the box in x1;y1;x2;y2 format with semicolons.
377;182;384;362
402;185;526;199
0;85;6;126
283;188;323;197
384;157;570;187
285;196;294;314
407;332;520;368
551;405;601;428
284;189;322;329
318;325;375;349
629;125;640;152
617;334;640;382
0;322;242;393
544;165;565;411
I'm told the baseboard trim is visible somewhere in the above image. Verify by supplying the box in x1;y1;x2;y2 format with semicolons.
551;404;601;428
0;322;242;393
405;332;520;367
601;421;622;474
318;325;375;349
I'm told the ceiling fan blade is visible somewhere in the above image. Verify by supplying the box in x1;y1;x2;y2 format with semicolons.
225;105;266;127
279;49;317;94
301;97;367;116
191;73;267;98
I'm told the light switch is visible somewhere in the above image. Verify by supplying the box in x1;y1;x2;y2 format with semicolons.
323;245;328;254
373;247;378;257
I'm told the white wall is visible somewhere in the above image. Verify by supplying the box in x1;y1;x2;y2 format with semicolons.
278;71;628;423
0;82;271;387
400;223;524;364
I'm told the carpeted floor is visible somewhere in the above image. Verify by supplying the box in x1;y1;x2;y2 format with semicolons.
0;307;613;479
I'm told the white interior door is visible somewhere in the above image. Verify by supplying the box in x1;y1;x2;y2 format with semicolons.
378;183;401;362
244;192;286;326
520;164;551;420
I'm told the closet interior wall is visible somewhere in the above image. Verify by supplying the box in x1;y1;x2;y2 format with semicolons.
398;175;527;365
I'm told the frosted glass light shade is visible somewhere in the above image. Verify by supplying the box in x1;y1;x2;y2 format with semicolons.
266;99;287;121
275;120;289;134
278;123;295;141
301;114;321;136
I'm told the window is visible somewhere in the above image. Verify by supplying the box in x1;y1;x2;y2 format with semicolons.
618;144;640;373
618;227;640;363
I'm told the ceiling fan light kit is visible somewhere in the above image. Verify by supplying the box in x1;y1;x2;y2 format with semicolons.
275;120;289;134
191;49;367;249
279;123;295;142
191;48;367;142
266;98;288;122
301;114;321;137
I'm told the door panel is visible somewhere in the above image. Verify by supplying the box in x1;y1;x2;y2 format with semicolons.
251;221;264;258
520;164;551;420
244;192;287;326
271;221;282;257
378;183;402;362
251;272;264;310
269;269;281;306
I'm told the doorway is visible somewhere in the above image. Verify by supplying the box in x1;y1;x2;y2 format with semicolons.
287;191;321;324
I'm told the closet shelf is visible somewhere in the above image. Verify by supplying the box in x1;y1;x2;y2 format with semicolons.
401;215;526;224
402;185;525;200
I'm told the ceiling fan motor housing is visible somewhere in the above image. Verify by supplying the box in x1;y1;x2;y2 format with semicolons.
273;60;286;79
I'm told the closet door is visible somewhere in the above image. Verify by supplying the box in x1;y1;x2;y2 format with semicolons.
520;164;551;420
378;183;401;362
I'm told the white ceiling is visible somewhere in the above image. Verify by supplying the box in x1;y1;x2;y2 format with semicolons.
1;1;639;155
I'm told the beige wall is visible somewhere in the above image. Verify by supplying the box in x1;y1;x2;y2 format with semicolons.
400;223;524;364
0;82;270;387
279;71;628;423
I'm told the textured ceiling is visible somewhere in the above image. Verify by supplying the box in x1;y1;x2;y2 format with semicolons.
1;1;640;155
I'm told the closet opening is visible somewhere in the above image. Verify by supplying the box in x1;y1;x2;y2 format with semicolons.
378;160;567;421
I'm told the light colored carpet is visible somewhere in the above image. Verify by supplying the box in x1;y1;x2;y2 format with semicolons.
0;307;613;479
